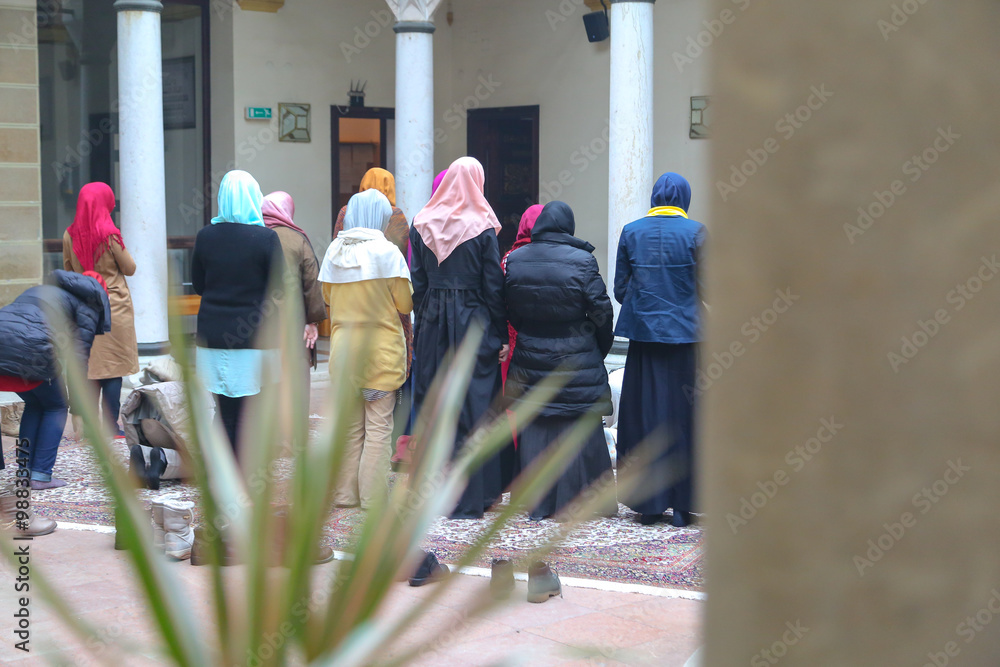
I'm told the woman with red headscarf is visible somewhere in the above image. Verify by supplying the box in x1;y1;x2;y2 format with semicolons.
63;182;138;437
500;204;543;385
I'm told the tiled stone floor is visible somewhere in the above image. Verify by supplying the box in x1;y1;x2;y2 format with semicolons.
0;528;702;666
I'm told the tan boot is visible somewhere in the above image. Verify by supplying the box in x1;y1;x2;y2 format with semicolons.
272;506;334;566
162;499;195;560
0;486;56;537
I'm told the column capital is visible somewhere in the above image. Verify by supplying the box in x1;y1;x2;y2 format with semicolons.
394;21;436;34
385;0;442;23
114;0;163;12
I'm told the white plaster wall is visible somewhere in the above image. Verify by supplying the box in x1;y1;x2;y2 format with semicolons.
212;0;454;253
444;0;711;276
215;0;709;269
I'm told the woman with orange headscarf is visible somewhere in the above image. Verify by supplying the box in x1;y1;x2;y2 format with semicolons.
333;168;409;256
63;182;138;437
333;168;412;376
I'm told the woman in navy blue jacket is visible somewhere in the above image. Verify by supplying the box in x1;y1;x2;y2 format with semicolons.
613;172;705;527
0;269;110;520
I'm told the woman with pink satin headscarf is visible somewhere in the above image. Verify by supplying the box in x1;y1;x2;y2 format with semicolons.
262;191;327;394
409;156;507;520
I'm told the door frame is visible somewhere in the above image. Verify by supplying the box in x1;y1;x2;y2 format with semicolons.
330;105;395;235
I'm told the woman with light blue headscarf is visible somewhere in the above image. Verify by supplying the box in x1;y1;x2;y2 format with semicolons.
192;170;284;455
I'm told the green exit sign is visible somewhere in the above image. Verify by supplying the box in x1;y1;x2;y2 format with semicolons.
246;106;272;120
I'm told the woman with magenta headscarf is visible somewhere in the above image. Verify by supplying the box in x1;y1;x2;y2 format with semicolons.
409;157;507;520
319;189;412;509
263;191;326;400
62;182;138;437
192;170;284;455
614;172;706;528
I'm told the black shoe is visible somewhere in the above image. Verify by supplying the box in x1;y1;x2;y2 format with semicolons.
147;447;167;491
128;445;147;488
671;510;694;528
639;513;662;526
409;550;448;587
527;561;561;603
490;559;515;600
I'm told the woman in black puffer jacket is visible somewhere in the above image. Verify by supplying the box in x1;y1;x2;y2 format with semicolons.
0;270;110;492
503;201;616;520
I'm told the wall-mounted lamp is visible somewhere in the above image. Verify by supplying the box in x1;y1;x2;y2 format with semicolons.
349;80;367;107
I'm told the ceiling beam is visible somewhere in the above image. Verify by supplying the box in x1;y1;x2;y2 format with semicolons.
237;0;285;12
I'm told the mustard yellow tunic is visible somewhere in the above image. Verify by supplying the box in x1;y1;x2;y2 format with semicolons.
322;278;413;392
63;232;140;380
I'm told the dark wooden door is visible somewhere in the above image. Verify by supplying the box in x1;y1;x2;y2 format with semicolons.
467;106;539;254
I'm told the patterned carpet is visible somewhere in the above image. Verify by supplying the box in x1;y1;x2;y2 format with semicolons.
1;436;704;592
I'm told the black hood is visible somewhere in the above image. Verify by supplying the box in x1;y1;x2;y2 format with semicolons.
531;201;595;253
48;269;111;333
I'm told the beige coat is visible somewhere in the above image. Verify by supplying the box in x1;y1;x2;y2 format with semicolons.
63;232;139;379
272;226;328;325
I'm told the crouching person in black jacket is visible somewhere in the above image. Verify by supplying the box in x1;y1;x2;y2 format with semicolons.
503;201;617;521
0;270;111;536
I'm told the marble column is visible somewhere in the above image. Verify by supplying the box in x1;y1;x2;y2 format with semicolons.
608;0;655;312
115;0;169;355
387;0;441;221
701;0;1000;664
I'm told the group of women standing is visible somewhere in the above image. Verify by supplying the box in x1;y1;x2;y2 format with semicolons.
407;161;706;529
1;155;703;544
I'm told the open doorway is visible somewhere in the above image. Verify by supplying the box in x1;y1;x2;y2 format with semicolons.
467;105;540;254
330;106;395;234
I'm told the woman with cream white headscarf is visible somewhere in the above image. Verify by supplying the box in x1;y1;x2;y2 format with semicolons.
320;189;412;509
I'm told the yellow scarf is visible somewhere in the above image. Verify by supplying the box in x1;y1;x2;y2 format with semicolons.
648;206;688;218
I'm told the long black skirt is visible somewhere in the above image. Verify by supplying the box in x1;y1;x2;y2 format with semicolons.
412;317;503;519
517;415;615;520
616;341;697;516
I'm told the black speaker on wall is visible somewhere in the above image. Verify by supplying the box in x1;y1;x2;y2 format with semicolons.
583;10;610;42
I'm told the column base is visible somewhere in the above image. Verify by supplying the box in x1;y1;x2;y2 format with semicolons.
137;341;171;357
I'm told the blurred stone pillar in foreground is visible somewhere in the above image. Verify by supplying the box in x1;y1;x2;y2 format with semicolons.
701;1;1000;664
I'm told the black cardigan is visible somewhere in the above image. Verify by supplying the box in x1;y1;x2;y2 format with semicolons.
192;223;284;349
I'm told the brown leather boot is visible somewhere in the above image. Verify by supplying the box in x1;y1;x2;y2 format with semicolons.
271;506;334;566
190;525;240;566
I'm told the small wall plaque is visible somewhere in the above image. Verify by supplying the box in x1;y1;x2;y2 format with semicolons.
690;96;711;139
279;103;311;143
